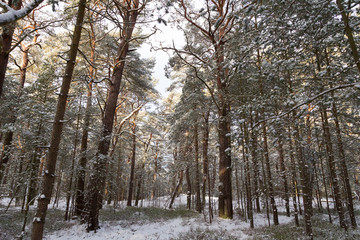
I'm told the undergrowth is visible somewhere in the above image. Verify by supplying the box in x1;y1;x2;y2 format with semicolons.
100;205;199;222
245;216;360;240
0;208;76;240
170;227;238;240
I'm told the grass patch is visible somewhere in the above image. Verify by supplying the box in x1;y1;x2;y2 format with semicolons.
0;208;76;240
245;216;360;240
43;209;77;234
170;227;238;240
100;206;199;222
0;209;27;240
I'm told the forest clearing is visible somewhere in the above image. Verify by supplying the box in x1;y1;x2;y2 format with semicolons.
2;194;360;239
0;0;360;239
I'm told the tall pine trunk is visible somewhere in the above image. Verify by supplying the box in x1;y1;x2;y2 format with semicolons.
86;1;141;230
250;110;261;213
194;124;201;212
243;122;254;228
287;124;299;226
217;103;233;218
74;17;95;217
0;0;22;97
293;111;313;238
31;1;87;238
320;107;347;230
127;121;137;207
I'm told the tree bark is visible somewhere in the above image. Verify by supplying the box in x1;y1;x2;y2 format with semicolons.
74;16;95;217
0;0;22;97
65;107;81;220
320;107;347;230
332;101;356;228
315;123;332;223
249;111;261;213
127;121;137;207
277;134;290;217
194;124;202;212
201;111;212;221
169;171;183;209
185;136;192;210
293;111;313;238
243;123;254;228
86;1;141;230
287;124;299;226
30;1;87;239
323;46;356;228
217;103;233;218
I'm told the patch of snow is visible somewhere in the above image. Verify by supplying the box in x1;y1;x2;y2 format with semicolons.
45;216;250;240
0;0;45;25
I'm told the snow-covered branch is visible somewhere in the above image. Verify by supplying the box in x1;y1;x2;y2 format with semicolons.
0;0;45;26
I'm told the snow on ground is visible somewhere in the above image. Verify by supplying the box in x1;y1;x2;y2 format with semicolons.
0;194;299;239
43;195;296;240
43;211;295;240
44;215;251;240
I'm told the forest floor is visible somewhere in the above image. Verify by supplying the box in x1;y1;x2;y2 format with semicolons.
1;195;360;239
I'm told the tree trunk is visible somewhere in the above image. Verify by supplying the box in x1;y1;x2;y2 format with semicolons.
0;130;14;181
201;111;212;221
194;124;201;212
323;46;356;228
0;0;22;97
257;47;278;225
287;124;299;226
249;110;261;213
332;101;356;228
127;122;137;207
169;170;183;209
135;168;143;207
262;120;279;225
316;126;332;224
243;123;254;228
74;17;95;217
217;103;233;219
115;144;123;207
65;108;81;220
320;107;347;230
186;165;191;210
31;1;87;239
277;134;290;217
201;111;209;208
86;2;141;230
151;141;159;200
293;111;313;238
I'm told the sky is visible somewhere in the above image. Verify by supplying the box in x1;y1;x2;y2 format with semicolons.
1;1;185;97
138;22;185;97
